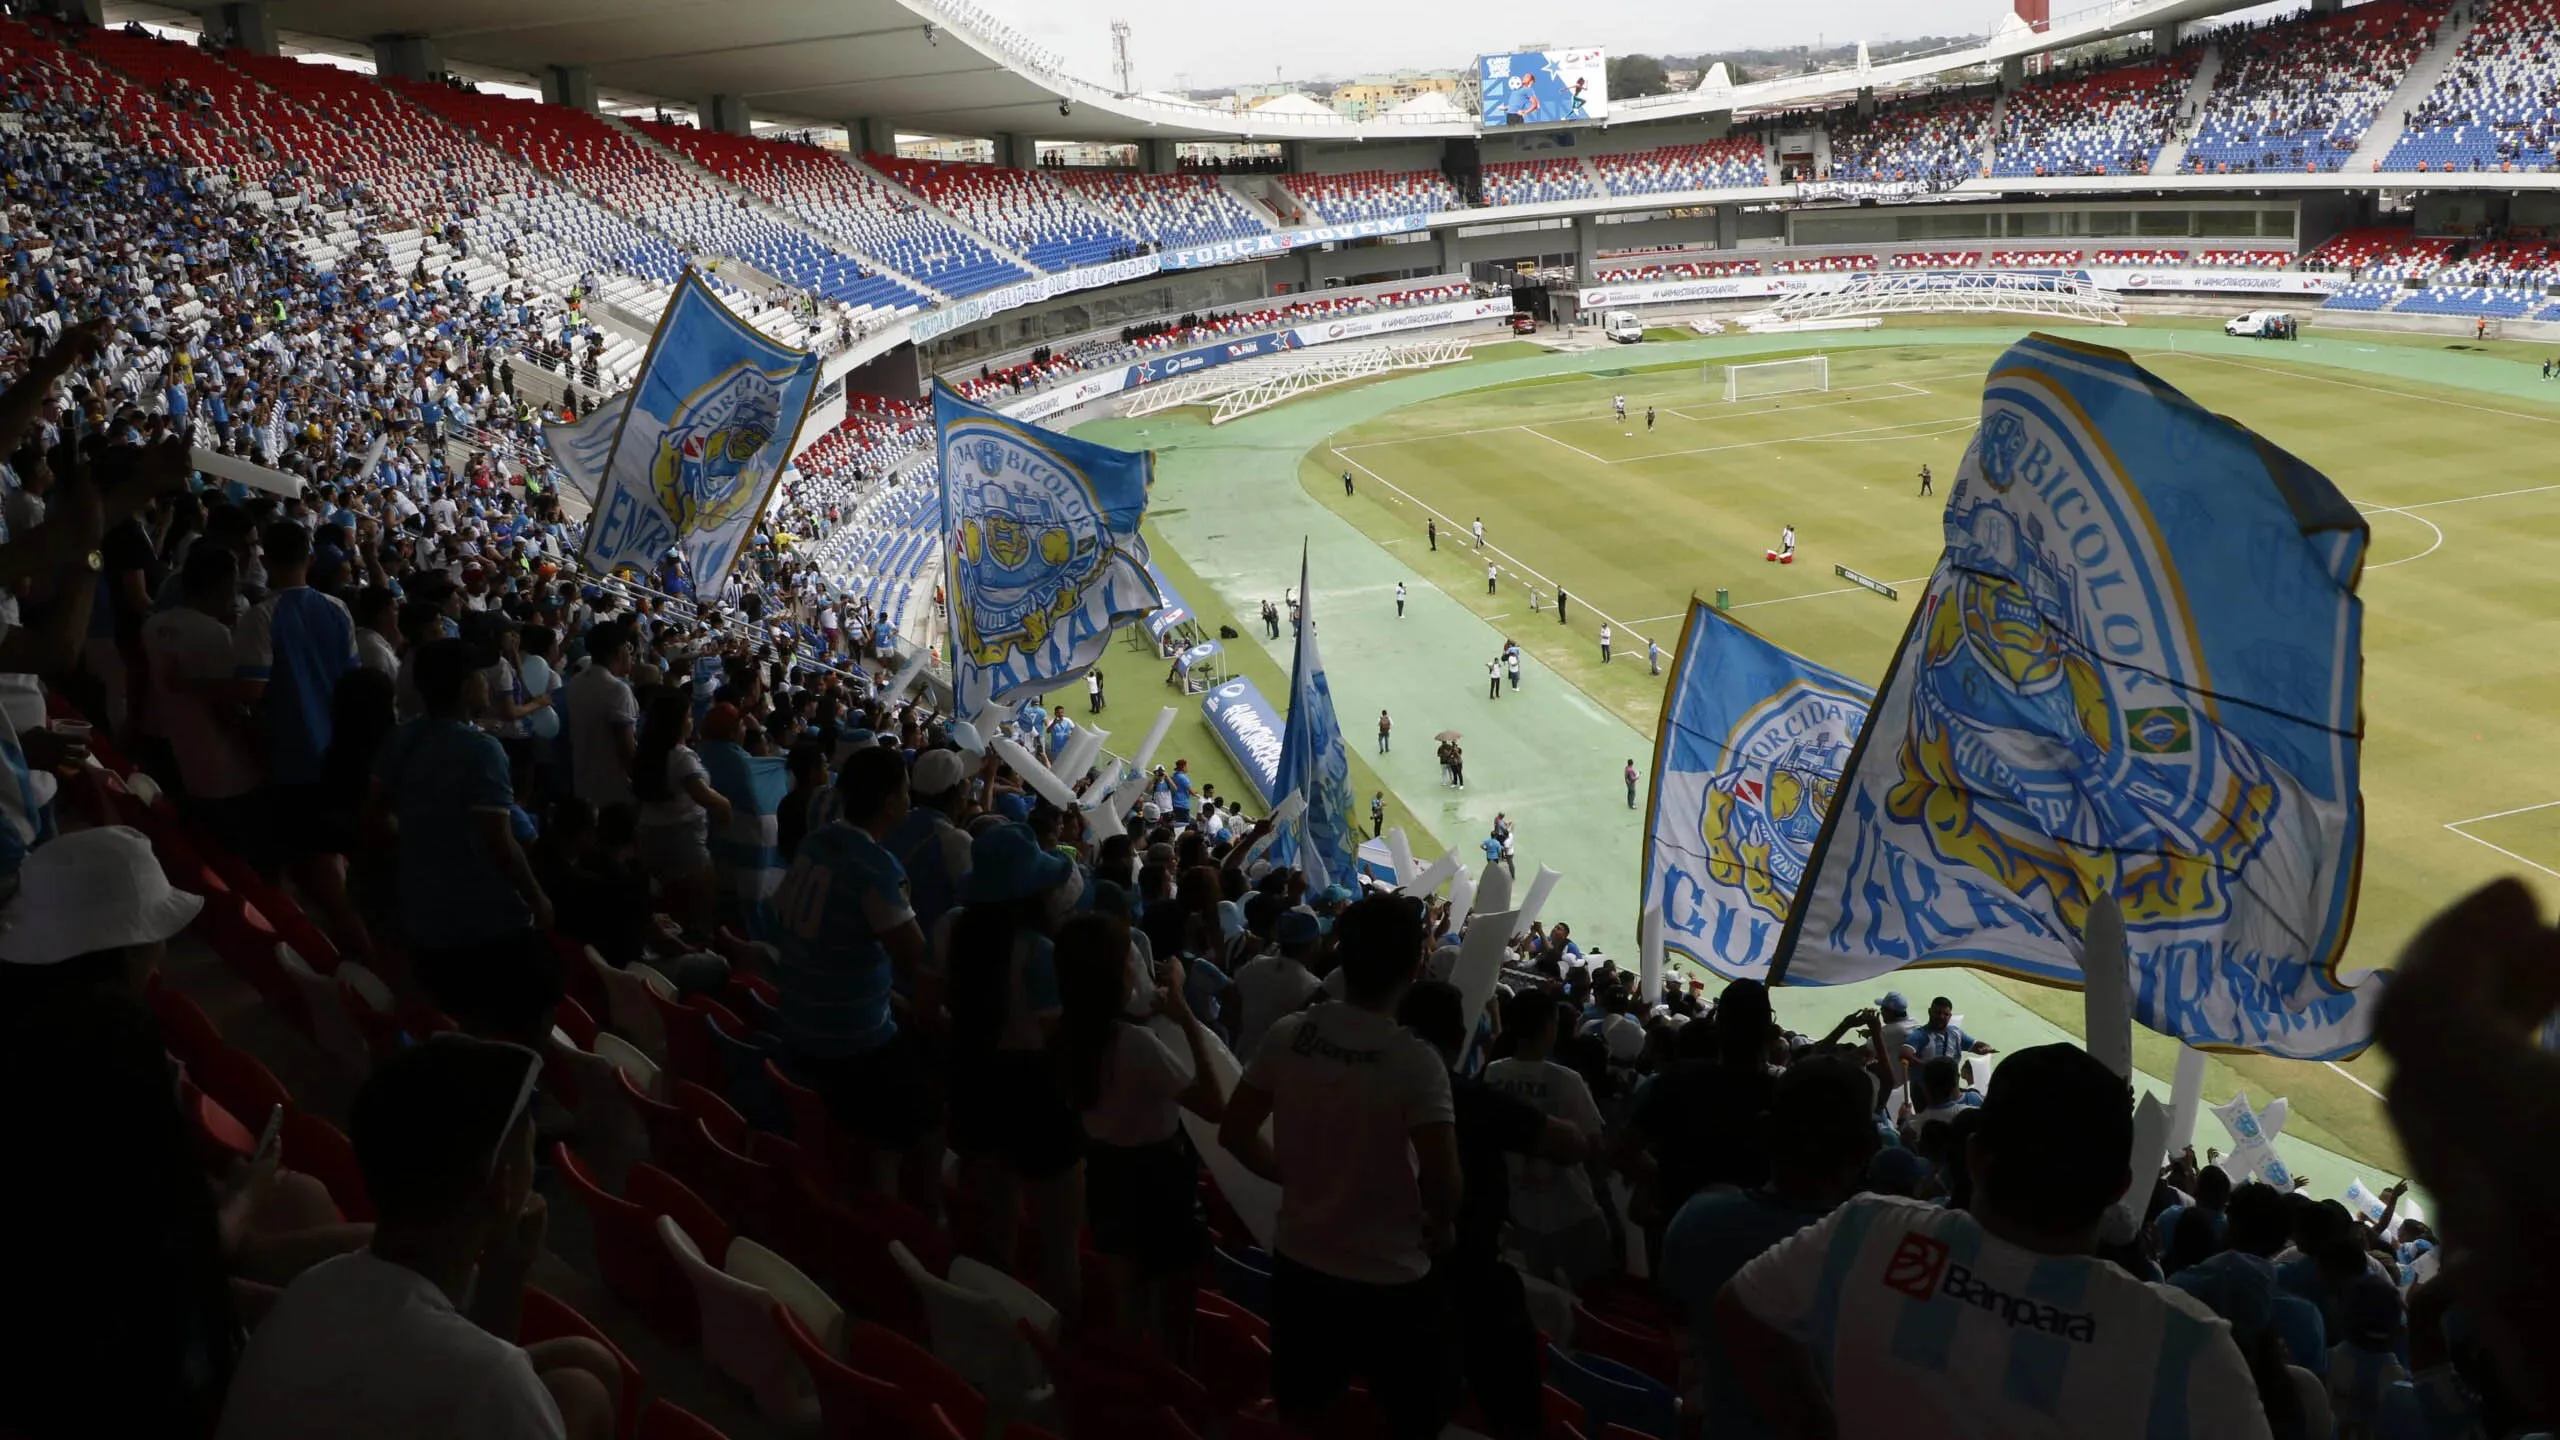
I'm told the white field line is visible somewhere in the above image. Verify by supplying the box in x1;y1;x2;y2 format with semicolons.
1523;426;1610;464
1729;578;1934;610
2354;504;2444;570
2351;480;2560;571
2146;351;2560;428
1333;448;1673;655
2323;1061;2385;1100
1340;370;1987;452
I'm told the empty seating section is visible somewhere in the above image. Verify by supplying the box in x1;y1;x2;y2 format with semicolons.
1892;251;1982;269
1826;98;1993;185
2434;237;2560;285
402;88;926;316
1276;168;1460;223
2320;280;2408;310
1990;249;2087;267
639;129;1027;298
1774;254;1877;273
1594;259;1762;281
1592;139;1769;195
1051;169;1272;248
1479;156;1596;206
2092;248;2190;266
2195;249;2294;267
215;49;541;225
865;155;1138;271
1994;58;2195;176
2389;237;2558;317
2301;226;2454;278
2385;0;2560;171
2392;282;2543;316
2183;3;2440;174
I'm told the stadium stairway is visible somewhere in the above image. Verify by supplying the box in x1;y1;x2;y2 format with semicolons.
601;115;951;306
2148;41;2222;176
2348;5;2477;170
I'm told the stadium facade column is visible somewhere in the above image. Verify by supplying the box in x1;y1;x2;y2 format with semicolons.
371;34;446;84
216;2;279;55
1999;56;2026;90
1572;213;1598;279
699;94;752;135
996;133;1029;169
1856;86;1876;119
848;118;886;154
41;0;101;22
2151;25;2179;54
1142;138;1177;174
1714;205;1741;250
539;65;599;113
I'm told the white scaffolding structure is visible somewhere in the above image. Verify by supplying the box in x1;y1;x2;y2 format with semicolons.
1740;270;2126;329
1119;337;1476;422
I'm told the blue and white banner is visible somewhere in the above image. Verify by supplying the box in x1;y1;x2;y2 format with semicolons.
540;389;629;503
1272;546;1359;888
1130;330;1300;385
908;254;1165;344
1775;334;2383;1060
1159;213;1437;271
582;273;819;589
1643;603;1873;981
1201;678;1284;804
936;381;1159;722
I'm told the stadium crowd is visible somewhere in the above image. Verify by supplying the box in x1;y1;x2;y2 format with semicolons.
3;15;2560;1440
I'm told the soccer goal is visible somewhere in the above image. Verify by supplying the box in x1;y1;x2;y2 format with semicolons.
1719;355;1830;402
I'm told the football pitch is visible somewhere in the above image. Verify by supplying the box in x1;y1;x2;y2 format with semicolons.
1080;317;2560;1183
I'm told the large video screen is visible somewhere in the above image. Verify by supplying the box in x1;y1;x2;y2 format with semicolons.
1478;48;1608;127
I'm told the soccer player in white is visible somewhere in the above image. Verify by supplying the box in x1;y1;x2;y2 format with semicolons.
1612;394;1627;421
1780;524;1796;558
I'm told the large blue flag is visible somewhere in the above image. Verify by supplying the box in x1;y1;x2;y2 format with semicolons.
581;273;818;590
1643;602;1872;982
1775;334;2384;1060
541;388;629;505
1273;545;1358;888
936;381;1158;721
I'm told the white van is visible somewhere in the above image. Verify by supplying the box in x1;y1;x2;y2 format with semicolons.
2225;310;2295;339
1603;310;1645;344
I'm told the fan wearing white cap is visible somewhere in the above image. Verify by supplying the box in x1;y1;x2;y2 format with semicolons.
883;745;976;937
0;826;233;1440
0;823;205;978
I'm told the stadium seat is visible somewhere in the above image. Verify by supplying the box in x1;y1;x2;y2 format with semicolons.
518;1287;646;1440
776;1303;920;1440
557;1141;703;1346
662;1218;840;1424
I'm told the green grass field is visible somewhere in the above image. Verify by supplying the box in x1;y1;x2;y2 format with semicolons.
1243;325;2560;1174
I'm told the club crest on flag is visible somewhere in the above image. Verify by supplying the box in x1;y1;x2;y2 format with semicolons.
579;272;817;591
936;383;1157;721
1888;395;2282;945
1776;334;2383;1061
949;424;1113;663
1644;603;1871;982
1701;682;1861;923
652;360;791;538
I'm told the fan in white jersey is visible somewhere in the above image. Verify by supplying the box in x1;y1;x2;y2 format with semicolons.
1717;1044;2271;1440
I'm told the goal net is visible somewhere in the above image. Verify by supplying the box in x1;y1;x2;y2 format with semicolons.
1721;355;1830;402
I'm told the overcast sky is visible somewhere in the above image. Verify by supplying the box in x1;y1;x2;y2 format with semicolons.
1001;0;2016;91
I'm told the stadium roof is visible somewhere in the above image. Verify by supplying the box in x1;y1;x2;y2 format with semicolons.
156;0;2286;141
